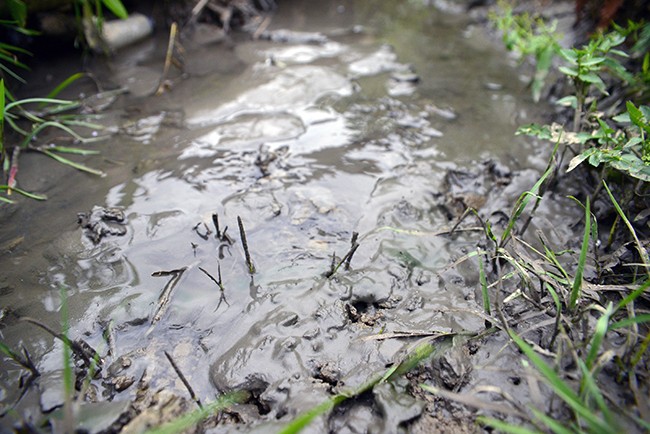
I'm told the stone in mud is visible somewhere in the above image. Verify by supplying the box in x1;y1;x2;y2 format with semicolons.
373;382;425;429
431;343;472;390
77;206;128;244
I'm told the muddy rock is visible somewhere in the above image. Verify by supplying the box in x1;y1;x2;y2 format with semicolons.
77;206;128;244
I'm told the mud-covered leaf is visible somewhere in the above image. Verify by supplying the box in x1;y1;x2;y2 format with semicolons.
567;149;596;172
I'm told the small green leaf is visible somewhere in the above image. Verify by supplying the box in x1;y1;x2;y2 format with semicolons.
578;72;604;85
567;148;596;172
559;48;578;62
580;56;606;66
101;0;128;19
556;96;577;108
7;0;28;28
558;66;578;77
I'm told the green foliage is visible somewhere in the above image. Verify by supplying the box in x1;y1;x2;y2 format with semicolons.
0;16;110;203
501;12;650;182
489;1;561;101
558;29;632;131
561;102;650;182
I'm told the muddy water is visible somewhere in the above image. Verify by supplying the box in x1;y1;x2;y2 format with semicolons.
0;0;567;431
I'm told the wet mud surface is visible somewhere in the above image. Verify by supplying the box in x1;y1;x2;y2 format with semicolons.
0;0;583;432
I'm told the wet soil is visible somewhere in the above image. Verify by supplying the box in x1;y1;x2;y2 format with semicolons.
0;0;593;432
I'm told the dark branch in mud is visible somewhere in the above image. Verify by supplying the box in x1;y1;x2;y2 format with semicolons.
237;216;256;274
20;317;103;368
212;213;221;239
164;350;203;409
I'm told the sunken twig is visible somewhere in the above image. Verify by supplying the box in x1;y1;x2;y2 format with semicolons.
148;267;187;335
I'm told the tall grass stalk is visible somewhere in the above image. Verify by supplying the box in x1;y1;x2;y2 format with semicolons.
59;286;74;433
499;139;560;249
603;181;650;277
569;197;590;310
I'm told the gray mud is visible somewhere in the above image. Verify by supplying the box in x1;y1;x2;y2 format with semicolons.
0;0;581;432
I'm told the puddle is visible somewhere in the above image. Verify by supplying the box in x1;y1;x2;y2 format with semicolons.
0;0;574;430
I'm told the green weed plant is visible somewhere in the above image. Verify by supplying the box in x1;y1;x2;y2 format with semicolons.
490;1;561;102
0;1;128;203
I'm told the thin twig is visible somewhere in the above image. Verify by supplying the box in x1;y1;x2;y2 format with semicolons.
164;350;203;409
148;268;187;334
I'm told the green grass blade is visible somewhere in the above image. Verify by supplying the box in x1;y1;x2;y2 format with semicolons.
48;146;100;155
1;78;5;157
144;391;247;434
508;331;611;431
569;197;590;310
585;303;613;370
499;139;560;246
45;73;87;101
0;62;27;84
0;185;47;200
102;0;129;19
38;149;105;176
5;97;73;112
530;408;574;434
478;250;491;316
615;280;650;313
279;334;456;434
499;161;554;246
603;181;650;277
19;121;89;147
577;359;616;430
278;395;346;434
60;286;74;432
478;416;542;434
609;313;650;330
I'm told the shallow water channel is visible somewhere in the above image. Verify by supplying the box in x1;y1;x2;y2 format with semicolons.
0;0;570;431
